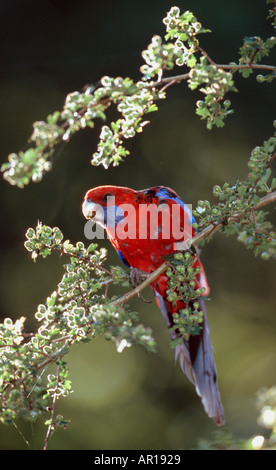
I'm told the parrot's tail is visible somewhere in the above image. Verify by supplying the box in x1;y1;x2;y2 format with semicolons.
153;291;225;426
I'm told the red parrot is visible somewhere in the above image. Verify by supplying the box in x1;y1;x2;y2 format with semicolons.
82;185;224;425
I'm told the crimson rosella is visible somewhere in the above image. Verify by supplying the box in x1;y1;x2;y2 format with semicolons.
82;185;224;425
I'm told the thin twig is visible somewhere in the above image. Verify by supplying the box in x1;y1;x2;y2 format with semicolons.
151;63;276;89
43;360;62;450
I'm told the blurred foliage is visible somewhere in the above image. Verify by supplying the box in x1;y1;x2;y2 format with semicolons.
0;0;276;450
196;385;276;449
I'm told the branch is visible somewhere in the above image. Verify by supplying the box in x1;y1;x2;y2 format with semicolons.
110;261;170;306
151;63;276;88
253;191;276;209
209;63;276;72
112;191;276;306
193;190;276;245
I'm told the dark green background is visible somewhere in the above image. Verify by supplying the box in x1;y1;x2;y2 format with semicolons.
0;0;275;450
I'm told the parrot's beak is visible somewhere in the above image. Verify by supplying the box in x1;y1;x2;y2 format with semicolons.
82;199;106;227
82;194;123;229
82;199;97;219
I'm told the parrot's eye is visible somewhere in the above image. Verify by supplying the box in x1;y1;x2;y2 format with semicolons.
87;198;93;203
102;193;113;202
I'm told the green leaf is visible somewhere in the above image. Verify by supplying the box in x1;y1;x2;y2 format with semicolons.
271;178;276;189
240;68;253;78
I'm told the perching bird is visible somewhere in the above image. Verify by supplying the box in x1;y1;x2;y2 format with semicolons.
82;185;224;425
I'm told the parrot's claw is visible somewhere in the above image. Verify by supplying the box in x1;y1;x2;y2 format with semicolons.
130;268;148;286
130;268;152;303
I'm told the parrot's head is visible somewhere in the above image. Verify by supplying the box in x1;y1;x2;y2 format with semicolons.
82;185;136;228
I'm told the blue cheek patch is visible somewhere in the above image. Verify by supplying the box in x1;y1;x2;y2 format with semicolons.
103;206;125;228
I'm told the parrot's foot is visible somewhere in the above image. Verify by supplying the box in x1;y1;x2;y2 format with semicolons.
130;268;152;303
130;268;148;287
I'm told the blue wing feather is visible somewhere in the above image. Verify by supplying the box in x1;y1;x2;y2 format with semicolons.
155;187;196;225
116;249;131;267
